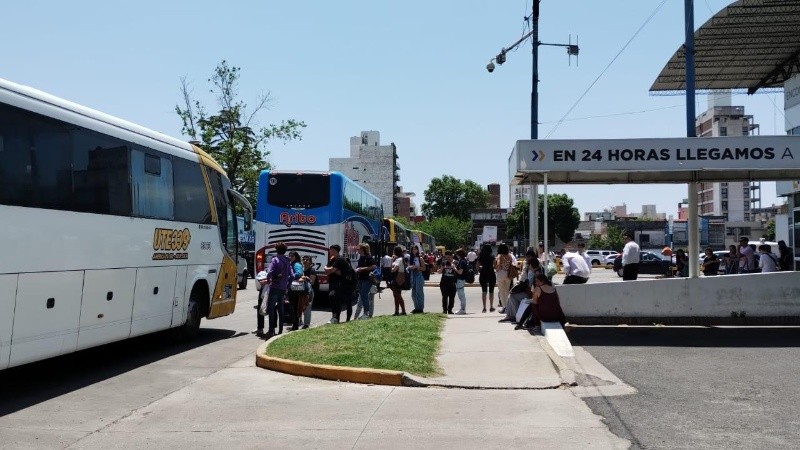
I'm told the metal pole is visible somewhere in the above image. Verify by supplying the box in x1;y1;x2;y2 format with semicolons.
544;173;549;263
529;1;541;254
685;0;699;278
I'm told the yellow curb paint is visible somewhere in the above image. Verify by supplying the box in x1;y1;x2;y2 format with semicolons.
255;339;405;386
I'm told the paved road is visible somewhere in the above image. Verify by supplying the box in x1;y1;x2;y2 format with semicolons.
0;284;627;449
569;325;800;449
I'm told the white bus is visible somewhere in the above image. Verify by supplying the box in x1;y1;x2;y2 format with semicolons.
0;78;252;370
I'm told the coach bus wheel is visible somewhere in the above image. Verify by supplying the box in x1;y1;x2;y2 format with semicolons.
173;291;203;340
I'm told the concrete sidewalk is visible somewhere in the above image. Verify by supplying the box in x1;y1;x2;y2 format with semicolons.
422;315;564;389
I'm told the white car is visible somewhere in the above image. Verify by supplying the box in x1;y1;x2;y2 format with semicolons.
585;250;619;266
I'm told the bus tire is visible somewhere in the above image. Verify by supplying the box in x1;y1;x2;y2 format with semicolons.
173;289;203;340
238;271;248;290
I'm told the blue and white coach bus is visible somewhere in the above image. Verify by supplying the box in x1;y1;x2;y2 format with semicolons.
0;78;252;370
254;171;383;292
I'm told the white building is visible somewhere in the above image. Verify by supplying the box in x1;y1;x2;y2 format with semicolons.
329;131;398;216
695;91;761;222
510;185;531;209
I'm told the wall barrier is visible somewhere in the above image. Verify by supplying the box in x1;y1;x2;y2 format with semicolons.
557;272;800;325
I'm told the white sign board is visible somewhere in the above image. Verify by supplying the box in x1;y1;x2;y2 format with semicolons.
509;136;800;184
483;226;498;243
786;74;800;110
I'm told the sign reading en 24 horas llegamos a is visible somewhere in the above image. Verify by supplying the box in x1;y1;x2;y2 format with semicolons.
514;136;800;172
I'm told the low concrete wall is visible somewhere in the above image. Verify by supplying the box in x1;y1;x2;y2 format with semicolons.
557;272;800;325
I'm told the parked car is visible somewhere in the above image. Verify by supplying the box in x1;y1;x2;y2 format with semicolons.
585;250;619;266
603;253;618;267
613;251;672;277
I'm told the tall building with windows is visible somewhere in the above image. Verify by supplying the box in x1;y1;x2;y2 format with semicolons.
695;91;761;222
329;131;399;217
510;185;530;209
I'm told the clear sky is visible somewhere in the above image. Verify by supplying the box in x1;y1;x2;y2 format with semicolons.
1;0;785;218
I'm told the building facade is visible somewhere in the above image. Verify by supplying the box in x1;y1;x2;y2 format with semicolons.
329;130;399;217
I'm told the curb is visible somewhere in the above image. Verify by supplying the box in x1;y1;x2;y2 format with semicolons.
537;335;577;387
255;338;421;387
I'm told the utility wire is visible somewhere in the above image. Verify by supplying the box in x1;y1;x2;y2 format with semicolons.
544;0;669;138
539;104;683;124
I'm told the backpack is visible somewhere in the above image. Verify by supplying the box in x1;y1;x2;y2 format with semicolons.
338;258;357;292
463;261;475;284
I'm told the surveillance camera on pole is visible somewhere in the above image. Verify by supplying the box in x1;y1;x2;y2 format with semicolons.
486;61;495;73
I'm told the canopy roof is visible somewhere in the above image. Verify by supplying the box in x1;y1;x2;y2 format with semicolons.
650;0;800;94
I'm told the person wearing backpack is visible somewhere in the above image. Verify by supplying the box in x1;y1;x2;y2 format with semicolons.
439;250;457;314
758;244;779;273
324;244;355;324
408;245;427;313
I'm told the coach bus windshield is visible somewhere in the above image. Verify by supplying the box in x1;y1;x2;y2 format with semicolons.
266;173;330;209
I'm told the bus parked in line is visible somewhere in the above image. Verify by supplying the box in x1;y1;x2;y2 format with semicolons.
410;229;436;253
254;171;383;293
383;218;412;253
0;78;252;370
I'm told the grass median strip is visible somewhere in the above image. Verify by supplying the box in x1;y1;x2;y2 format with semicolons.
265;313;445;377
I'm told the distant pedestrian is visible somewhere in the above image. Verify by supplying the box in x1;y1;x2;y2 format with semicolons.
477;244;496;313
778;240;793;271
675;249;689;277
287;251;305;331
738;237;757;274
381;252;393;288
354;243;376;319
758;244;779;273
724;245;739;275
467;247;478;271
408;245;427;313
300;256;317;329
453;249;469;314
439;251;457;314
621;233;640;281
390;246;408;316
701;247;720;276
265;242;292;338
494;243;514;312
562;242;591;284
324;244;354;324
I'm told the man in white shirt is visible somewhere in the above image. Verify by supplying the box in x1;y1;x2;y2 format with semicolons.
577;242;592;269
381;253;393;288
562;242;591;284
738;237;757;273
466;248;478;271
758;244;779;273
621;232;640;281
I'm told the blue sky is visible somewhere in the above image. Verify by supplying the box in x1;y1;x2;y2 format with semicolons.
1;0;784;217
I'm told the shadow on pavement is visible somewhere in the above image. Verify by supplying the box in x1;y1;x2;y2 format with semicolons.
569;326;800;348
0;327;238;416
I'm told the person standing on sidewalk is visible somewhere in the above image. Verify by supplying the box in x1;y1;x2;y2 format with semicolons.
300;256;317;329
324;244;353;324
467;247;478;272
439;251;457;314
408;245;427;313
494;243;513;312
381;252;393;288
621;233;640;281
389;246;408;316
354;243;376;319
453;249;469;314
476;244;496;313
265;242;292;338
562;242;591;284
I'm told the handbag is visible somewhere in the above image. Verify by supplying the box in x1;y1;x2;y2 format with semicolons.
258;285;270;316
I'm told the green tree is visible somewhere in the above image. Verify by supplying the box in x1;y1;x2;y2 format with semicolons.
766;219;776;240
176;60;306;207
417;216;471;250
505;194;580;245
586;225;624;252
505;198;530;241
422;176;489;221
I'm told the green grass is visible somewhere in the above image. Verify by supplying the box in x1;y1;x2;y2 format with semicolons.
265;313;445;377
